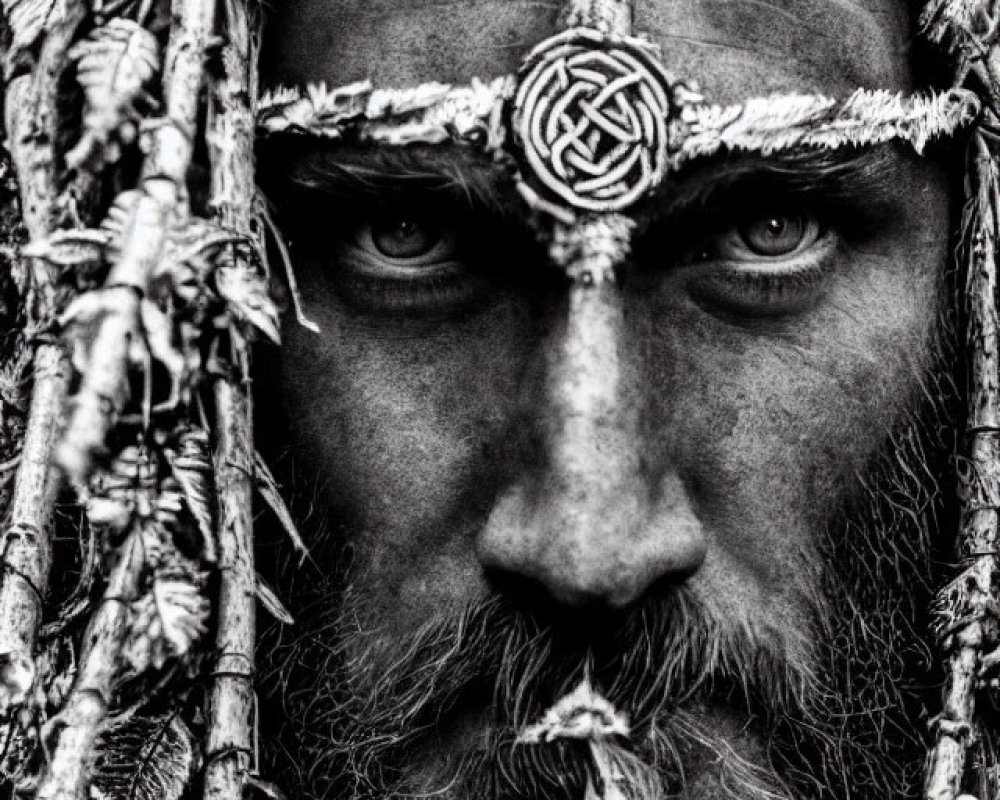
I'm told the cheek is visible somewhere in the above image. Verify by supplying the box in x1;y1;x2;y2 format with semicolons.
641;237;943;640
278;292;536;623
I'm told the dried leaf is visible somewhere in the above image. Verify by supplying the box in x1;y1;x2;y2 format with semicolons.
152;221;247;310
67;19;160;171
170;222;245;272
256;573;294;625
21;228;110;268
2;0;58;57
0;651;33;713
122;578;208;674
254;451;308;561
215;264;280;343
58;286;137;377
90;713;195;800
164;429;215;561
86;495;134;532
517;677;630;744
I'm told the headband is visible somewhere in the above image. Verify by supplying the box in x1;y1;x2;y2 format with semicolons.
257;2;978;283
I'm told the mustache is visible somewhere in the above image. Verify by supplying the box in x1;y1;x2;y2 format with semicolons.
267;582;825;798
334;584;822;738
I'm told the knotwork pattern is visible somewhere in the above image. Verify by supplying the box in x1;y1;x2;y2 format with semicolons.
512;28;673;213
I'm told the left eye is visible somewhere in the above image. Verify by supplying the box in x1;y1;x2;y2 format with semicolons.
718;212;821;260
677;208;836;317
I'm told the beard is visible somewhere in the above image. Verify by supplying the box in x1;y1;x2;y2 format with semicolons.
253;300;960;800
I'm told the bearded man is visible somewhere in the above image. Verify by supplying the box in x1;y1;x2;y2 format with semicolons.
238;0;999;799
6;0;1000;793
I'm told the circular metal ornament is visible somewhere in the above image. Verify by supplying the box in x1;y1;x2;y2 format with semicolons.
512;28;673;214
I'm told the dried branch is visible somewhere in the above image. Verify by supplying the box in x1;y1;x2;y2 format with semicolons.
35;531;145;800
202;1;260;797
924;132;1000;800
204;381;255;800
55;0;217;489
0;1;82;716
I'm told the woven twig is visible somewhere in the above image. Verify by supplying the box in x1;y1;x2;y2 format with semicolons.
257;77;514;149
202;1;259;797
672;88;980;162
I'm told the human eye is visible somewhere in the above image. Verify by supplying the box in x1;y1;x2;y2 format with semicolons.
637;151;901;318
682;207;836;317
264;149;532;315
327;200;488;312
289;192;498;314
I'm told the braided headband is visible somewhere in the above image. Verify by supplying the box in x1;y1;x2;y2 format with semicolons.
258;19;977;280
258;76;977;218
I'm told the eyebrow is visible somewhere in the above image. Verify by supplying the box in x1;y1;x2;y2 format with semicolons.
260;142;519;215
262;137;908;223
660;144;904;215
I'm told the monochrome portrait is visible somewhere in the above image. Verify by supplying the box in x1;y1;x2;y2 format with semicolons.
0;1;996;799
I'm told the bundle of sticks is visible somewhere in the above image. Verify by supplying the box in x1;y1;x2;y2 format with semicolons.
0;0;296;797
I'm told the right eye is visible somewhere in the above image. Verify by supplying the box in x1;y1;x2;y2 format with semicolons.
369;211;446;260
332;202;491;312
350;206;459;277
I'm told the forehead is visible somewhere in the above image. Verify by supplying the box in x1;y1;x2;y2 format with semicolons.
262;0;914;102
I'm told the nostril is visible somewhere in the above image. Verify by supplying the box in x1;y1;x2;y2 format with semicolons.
477;531;608;608
477;477;707;612
482;569;641;624
478;527;691;610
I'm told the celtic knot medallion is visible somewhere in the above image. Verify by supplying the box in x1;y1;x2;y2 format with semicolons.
511;28;673;214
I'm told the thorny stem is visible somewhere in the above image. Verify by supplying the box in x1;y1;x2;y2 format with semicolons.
55;0;218;487
0;1;82;714
203;2;259;797
924;133;1000;800
34;532;145;800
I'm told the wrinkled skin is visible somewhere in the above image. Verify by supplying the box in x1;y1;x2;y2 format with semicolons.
257;1;958;798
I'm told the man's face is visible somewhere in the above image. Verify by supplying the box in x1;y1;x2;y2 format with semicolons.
258;1;957;798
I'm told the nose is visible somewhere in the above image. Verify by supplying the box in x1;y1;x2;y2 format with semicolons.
476;277;707;608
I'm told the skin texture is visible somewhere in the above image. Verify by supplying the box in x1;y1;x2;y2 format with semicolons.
258;1;956;797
